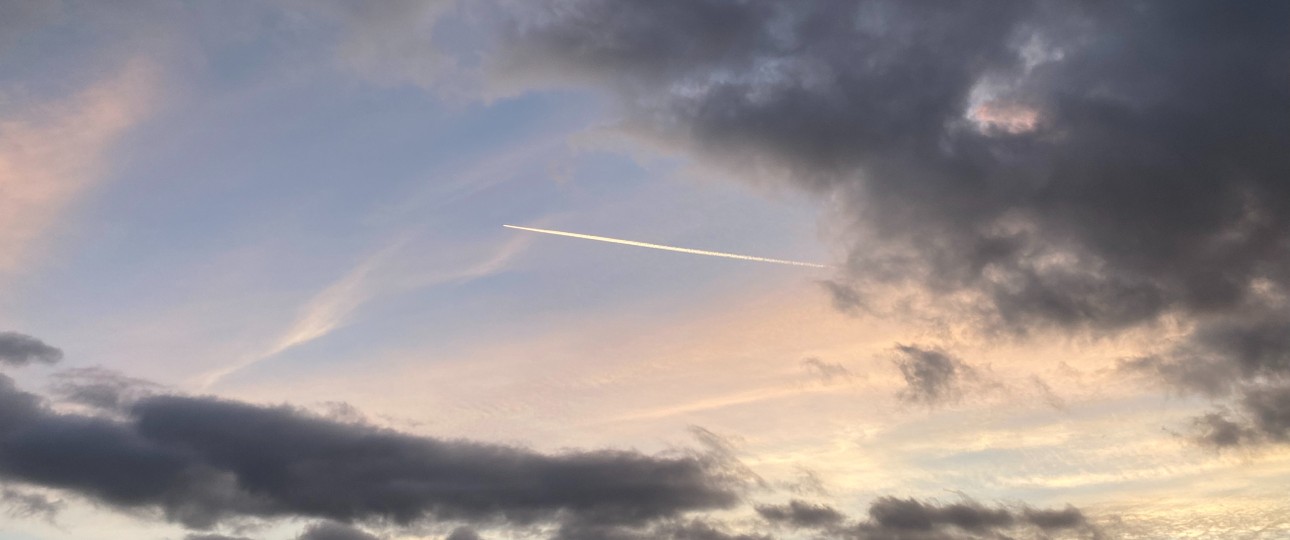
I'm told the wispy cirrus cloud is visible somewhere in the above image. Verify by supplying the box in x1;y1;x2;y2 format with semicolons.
0;60;157;277
196;232;531;388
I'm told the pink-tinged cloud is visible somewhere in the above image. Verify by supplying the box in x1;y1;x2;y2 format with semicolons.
0;60;157;275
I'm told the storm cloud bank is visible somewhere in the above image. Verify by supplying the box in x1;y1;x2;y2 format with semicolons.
0;371;1104;539
492;0;1290;445
0;371;739;531
0;331;1103;538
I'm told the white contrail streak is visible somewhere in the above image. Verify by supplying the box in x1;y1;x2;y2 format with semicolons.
503;224;828;268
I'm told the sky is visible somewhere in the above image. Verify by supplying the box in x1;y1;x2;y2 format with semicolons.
1;1;1289;539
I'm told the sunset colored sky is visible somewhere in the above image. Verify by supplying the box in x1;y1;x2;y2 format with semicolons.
2;2;1289;540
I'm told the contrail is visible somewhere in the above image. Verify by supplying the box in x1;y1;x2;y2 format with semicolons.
503;224;828;268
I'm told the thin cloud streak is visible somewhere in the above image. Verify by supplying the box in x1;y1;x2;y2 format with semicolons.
605;384;845;424
195;234;531;389
503;225;828;268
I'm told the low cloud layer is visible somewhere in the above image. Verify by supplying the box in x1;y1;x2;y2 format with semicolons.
0;371;739;531
756;500;845;529
445;527;483;540
0;333;1105;539
546;497;1102;540
295;522;383;540
759;497;1099;540
490;0;1290;446
859;497;1094;539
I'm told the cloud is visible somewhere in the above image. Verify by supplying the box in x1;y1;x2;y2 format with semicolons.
0;372;740;531
297;521;383;540
865;497;1013;534
1238;384;1290;442
756;500;844;529
686;426;766;489
553;519;772;540
193;243;402;388
1189;412;1253;449
185;535;256;540
801;358;853;385
1120;308;1290;447
849;497;1100;540
893;345;974;406
445;527;483;540
780;468;828;498
0;334;1114;538
197;231;530;388
1182;383;1290;449
548;493;1101;539
0;59;156;275
301;0;470;93
1;487;63;522
0;332;63;366
496;0;1290;334
48;366;162;411
1030;375;1067;411
487;0;1290;447
819;280;866;315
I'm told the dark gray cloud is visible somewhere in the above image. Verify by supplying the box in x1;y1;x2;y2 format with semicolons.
866;497;1013;534
752;496;1101;539
0;332;63;366
820;280;866;315
0;366;1110;538
756;500;844;529
445;527;483;540
519;0;1290;333
554;519;773;540
662;521;772;540
493;0;1290;447
556;496;1102;540
1121;309;1290;446
1188;382;1290;448
297;521;383;540
1240;384;1290;442
893;346;972;406
0;373;739;530
851;497;1099;540
1189;412;1253;449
